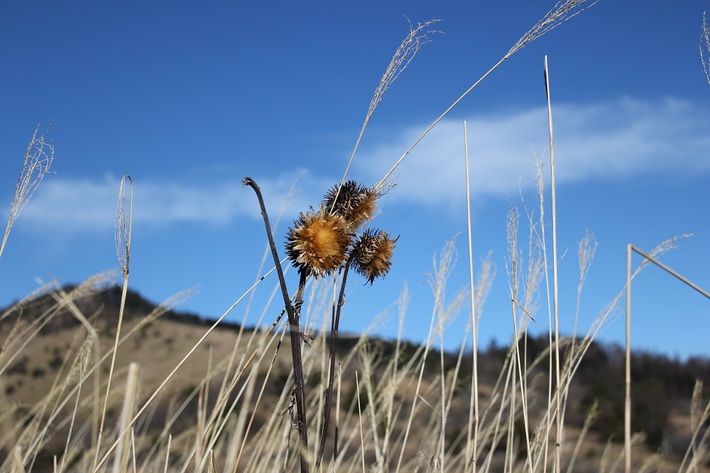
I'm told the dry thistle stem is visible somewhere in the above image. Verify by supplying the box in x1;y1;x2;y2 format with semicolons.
351;228;397;285
243;176;309;473
285;208;352;277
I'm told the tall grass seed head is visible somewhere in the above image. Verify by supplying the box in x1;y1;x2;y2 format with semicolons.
285;208;352;277
323;181;379;232
351;228;397;285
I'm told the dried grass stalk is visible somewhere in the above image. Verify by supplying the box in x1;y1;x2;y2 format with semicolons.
336;19;441;202
376;0;597;192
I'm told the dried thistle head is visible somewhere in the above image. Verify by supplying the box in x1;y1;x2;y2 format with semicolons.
351;228;397;285
323;181;379;232
285;208;352;277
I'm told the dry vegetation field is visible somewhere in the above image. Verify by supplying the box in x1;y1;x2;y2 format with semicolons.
0;279;709;473
2;1;710;472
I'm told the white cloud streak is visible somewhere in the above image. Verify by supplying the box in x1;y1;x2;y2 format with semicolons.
7;97;709;233
356;97;710;208
11;172;328;234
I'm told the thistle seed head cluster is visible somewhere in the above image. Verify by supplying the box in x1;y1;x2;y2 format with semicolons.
323;180;379;232
285;180;396;282
285;210;351;277
351;228;397;285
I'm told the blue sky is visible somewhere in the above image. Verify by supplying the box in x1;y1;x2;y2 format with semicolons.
1;1;709;359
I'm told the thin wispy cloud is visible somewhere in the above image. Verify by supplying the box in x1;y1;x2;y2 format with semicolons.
9;172;327;234
356;97;710;208
6;97;709;234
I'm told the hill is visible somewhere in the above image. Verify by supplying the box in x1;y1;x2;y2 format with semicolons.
1;282;709;472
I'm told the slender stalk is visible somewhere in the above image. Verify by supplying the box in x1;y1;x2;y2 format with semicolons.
111;362;139;473
243;177;309;473
316;262;352;467
625;244;632;473
532;157;554;473
163;434;172;473
565;401;598;473
544;55;562;473
233;333;286;473
94;176;134;470
439;298;447;473
396;241;456;473
463;120;480;473
355;372;366;473
335;364;342;464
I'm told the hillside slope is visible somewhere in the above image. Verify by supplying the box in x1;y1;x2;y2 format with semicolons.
1;283;709;472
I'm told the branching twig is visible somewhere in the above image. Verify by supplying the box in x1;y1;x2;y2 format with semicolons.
242;177;309;473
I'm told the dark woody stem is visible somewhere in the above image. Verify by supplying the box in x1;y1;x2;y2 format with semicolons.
315;256;353;468
243;177;309;473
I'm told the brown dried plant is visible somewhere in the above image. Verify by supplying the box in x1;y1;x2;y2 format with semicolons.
244;177;396;472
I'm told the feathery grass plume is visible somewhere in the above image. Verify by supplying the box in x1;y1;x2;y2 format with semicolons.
571;229;597;351
285;208;352;277
323;180;379;232
507;0;598;58
337;19;441;195
115;176;133;278
376;0;597;192
350;229;397;285
369;18;441;118
701;12;710;86
0;124;54;259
